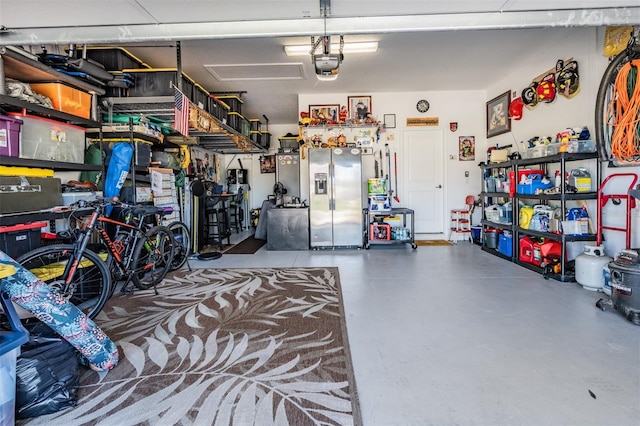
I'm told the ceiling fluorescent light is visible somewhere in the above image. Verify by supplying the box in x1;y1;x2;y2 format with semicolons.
316;74;339;81
284;41;378;56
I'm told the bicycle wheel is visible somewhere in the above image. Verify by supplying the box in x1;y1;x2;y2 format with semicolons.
167;221;191;271
131;226;175;290
17;244;112;319
595;49;629;163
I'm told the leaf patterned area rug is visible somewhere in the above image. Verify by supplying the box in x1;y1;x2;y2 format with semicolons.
25;267;361;426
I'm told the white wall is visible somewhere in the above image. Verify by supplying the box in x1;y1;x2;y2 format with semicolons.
298;90;487;236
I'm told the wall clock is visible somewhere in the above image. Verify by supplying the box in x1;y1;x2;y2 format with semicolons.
416;99;430;113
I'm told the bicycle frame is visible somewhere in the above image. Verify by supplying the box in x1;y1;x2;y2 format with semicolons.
72;204;159;282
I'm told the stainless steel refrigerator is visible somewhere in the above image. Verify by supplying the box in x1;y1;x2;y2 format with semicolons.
309;148;363;248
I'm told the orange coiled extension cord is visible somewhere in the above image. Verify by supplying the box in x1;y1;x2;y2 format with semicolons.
609;59;640;164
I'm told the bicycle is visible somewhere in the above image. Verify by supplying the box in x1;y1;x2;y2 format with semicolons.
17;198;175;318
147;206;192;271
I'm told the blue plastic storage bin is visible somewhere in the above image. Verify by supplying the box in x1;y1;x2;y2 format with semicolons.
0;268;30;426
517;175;554;195
498;233;513;256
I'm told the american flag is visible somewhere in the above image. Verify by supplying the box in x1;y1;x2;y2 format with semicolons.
174;87;190;137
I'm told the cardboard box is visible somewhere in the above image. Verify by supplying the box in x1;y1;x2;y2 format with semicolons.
150;168;175;196
368;194;391;212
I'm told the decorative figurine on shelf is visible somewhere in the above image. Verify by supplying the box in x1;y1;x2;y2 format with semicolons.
339;105;348;123
337;133;347;147
311;134;323;148
299;111;312;126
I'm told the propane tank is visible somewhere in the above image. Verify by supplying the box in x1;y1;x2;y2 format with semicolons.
575;245;613;291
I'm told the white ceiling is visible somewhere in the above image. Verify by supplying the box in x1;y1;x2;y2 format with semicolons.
1;1;639;125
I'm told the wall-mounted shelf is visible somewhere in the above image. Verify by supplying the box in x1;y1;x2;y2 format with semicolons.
0;53;104;171
0;156;101;172
0;94;100;127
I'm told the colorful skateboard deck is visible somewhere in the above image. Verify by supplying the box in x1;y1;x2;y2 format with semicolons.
0;250;118;372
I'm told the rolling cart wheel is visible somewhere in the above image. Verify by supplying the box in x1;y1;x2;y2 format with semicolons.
411;243;417;249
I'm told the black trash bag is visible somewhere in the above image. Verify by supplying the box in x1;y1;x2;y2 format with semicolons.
15;322;80;419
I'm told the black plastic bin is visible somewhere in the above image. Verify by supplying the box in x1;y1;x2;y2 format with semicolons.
84;47;150;71
213;95;243;114
124;68;196;100
208;96;230;125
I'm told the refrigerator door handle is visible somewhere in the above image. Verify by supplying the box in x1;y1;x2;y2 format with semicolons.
329;162;335;211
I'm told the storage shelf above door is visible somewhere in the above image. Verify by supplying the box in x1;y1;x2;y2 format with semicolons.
101;96;267;154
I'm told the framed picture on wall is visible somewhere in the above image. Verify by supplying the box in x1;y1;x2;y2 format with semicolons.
348;96;372;120
486;90;511;138
309;104;339;123
459;136;475;161
383;114;396;129
260;155;276;174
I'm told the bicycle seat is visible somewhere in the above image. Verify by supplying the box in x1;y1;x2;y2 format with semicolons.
132;205;163;216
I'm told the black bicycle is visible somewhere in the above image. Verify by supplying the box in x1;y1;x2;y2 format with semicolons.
17;198;175;318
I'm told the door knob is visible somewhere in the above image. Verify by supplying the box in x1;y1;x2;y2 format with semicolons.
436;184;442;188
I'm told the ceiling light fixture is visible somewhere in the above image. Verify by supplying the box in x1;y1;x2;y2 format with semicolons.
284;41;378;57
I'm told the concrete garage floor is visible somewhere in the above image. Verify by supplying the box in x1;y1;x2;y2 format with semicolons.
189;232;640;426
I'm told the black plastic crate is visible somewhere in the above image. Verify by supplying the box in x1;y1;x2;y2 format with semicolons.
261;132;271;149
125;69;195;99
208;96;230;125
92;139;153;167
250;131;261;145
249;119;261;132
213;95;243;114
192;84;209;110
227;112;244;132
0;222;46;259
85;47;150;71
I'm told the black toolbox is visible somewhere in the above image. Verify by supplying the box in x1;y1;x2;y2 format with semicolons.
0;176;62;214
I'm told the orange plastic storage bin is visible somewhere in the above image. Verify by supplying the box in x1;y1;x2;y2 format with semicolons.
30;83;91;119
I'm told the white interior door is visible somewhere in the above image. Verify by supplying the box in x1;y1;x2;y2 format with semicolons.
404;130;445;234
